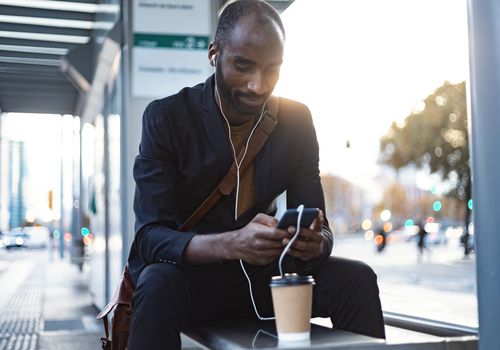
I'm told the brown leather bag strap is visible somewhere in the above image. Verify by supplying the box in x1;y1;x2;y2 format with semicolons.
179;96;279;231
102;314;110;340
97;265;134;320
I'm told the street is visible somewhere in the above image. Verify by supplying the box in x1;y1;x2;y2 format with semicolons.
332;235;477;328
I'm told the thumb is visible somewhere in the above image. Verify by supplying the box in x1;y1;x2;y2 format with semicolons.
311;210;324;230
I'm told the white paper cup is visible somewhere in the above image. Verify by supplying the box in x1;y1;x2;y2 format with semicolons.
270;273;315;341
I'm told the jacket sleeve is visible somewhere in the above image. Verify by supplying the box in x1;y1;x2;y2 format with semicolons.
132;100;196;266
285;105;333;273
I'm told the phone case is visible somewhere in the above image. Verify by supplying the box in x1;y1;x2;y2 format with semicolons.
277;208;319;229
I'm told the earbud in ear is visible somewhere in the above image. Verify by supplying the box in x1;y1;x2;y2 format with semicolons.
210;55;217;67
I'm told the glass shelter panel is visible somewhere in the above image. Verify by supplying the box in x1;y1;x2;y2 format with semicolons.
276;0;476;327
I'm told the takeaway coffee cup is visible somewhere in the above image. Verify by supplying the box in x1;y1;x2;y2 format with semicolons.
270;273;315;342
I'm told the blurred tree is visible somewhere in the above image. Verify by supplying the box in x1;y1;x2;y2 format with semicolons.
379;81;472;255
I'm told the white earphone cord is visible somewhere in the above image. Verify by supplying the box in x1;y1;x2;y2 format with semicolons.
214;78;304;321
214;85;265;221
239;205;304;320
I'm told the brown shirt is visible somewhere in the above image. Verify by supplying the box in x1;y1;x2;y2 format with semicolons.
224;117;257;218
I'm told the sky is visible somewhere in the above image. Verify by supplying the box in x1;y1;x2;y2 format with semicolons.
275;0;470;197
1;0;470;223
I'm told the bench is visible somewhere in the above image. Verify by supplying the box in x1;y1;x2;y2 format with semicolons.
181;316;478;350
183;318;383;350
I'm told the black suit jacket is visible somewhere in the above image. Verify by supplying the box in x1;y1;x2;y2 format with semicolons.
128;75;333;285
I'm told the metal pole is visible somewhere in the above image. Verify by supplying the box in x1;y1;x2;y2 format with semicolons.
120;0;130;267
59;116;65;258
467;0;500;348
103;88;111;303
0;111;3;231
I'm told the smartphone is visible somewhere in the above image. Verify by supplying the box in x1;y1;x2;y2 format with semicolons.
277;208;320;229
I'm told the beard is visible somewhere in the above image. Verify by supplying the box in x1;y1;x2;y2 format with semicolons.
215;58;266;116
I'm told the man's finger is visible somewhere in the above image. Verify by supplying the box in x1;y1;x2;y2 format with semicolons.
256;237;289;249
253;213;279;227
310;210;324;230
286;248;306;260
295;228;322;243
291;239;309;252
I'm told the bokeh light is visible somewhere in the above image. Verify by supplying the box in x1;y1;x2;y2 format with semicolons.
365;230;374;240
383;222;393;232
432;200;442;212
380;209;391;222
362;219;372;231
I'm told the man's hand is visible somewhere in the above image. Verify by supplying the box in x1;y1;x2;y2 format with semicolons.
282;210;325;261
231;213;290;265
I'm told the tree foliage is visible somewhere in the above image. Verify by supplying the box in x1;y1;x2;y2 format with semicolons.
379;81;472;255
379;81;470;202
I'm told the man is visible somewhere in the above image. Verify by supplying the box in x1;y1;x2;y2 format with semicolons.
416;219;430;261
127;1;385;348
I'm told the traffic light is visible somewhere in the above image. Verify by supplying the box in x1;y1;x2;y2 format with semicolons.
432;200;442;212
48;190;53;210
404;219;414;227
81;227;90;236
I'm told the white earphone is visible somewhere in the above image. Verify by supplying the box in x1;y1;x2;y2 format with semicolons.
212;52;274;321
214;82;265;221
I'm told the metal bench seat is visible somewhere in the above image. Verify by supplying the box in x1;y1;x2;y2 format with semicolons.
182;317;478;350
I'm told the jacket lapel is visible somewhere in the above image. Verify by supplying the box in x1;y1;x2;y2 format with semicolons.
255;97;279;203
201;75;232;174
255;134;273;203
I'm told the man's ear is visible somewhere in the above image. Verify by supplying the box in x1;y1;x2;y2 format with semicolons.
208;42;218;67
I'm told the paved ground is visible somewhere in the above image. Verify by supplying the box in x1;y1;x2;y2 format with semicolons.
332;235;477;328
0;249;200;350
0;236;477;349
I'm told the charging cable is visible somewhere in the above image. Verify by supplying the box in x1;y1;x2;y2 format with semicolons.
278;204;304;277
240;204;305;321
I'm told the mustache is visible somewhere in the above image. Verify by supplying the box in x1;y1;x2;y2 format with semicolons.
234;91;266;100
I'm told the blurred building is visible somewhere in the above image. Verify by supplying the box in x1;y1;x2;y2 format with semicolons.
7;140;27;229
321;174;370;235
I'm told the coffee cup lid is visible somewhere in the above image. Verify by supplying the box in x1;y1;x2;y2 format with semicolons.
269;273;315;287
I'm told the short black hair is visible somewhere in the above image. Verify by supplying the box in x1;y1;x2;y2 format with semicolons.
215;0;285;49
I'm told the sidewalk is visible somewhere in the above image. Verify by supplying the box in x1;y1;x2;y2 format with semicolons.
0;251;201;350
0;251;102;349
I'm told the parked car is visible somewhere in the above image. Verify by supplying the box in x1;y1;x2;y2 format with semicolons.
403;225;420;241
2;228;29;249
427;228;448;245
1;226;50;249
24;226;50;248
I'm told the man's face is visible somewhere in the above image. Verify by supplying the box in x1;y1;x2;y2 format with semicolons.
215;15;284;118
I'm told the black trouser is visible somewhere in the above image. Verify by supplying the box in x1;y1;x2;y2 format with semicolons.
127;256;385;349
